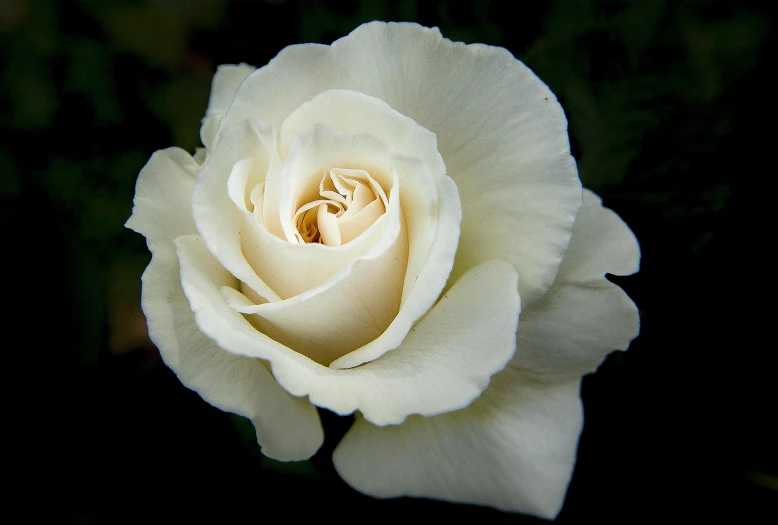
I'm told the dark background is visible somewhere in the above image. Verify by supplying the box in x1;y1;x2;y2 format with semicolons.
2;1;776;523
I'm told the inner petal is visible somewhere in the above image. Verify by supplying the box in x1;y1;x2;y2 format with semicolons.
291;167;388;247
235;125;408;301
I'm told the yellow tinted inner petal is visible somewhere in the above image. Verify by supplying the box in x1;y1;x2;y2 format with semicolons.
291;168;388;246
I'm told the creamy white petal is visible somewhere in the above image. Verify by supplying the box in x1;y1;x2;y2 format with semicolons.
330;174;460;369
125;147;200;242
239;202;391;301
222;125;410;364
273;125;400;245
512;189;641;382
512;282;639;382
242;222;405;365
333;371;582;519
200;117;220;154
231;123;460;367
278;89;445;182
226;157;255;214
274;91;462;369
205;63;256;117
191;118;282;302
236;181;407;365
557;189;640;281
176;238;519;426
200;63;255;151
141;242;323;461
220;21;580;305
193;147;207;164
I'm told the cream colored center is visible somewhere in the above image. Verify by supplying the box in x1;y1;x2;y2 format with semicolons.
293;168;388;246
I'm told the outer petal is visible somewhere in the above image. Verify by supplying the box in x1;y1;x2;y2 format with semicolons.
125;144;322;460
200;63;255;151
176;236;520;426
125;147;200;242
556;189;640;281
141;242;323;461
220;21;581;305
142;242;323;461
511;189;641;382
333;369;582;519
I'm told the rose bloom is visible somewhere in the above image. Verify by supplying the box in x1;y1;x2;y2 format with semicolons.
126;22;639;518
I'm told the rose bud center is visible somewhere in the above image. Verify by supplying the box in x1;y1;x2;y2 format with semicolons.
293;168;388;246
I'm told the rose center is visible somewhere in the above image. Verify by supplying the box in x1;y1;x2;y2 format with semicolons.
292;168;388;246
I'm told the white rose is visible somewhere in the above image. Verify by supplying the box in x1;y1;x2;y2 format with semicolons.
126;22;639;519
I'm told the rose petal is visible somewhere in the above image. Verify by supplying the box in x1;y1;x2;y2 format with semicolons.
226;156;257;214
278;89;446;183
220;21;581;305
335;197;384;244
126;142;323;461
193;147;207;164
233;178;408;365
332;371;582;519
271;124;400;247
330;174;461;369
175;238;520;426
141;242;323;461
200;63;255;151
556;188;640;281
511;189;641;381
214;124;412;364
277;91;467;370
125;147;200;242
273;89;463;369
223;124;456;367
191;118;283;302
238;202;392;301
238;221;405;365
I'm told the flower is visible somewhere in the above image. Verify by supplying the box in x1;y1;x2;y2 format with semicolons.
126;21;639;519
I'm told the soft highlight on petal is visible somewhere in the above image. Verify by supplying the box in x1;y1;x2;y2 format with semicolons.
512;188;641;382
200;63;256;151
333;369;582;519
278;89;446;181
191;118;283;302
557;189;640;280
125;147;200;243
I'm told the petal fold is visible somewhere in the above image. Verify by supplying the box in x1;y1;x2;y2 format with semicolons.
141;242;322;461
125;147;200;243
278;89;445;182
200;63;255;151
238;190;407;365
512;188;641;382
333;370;582;519
191;118;283;302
